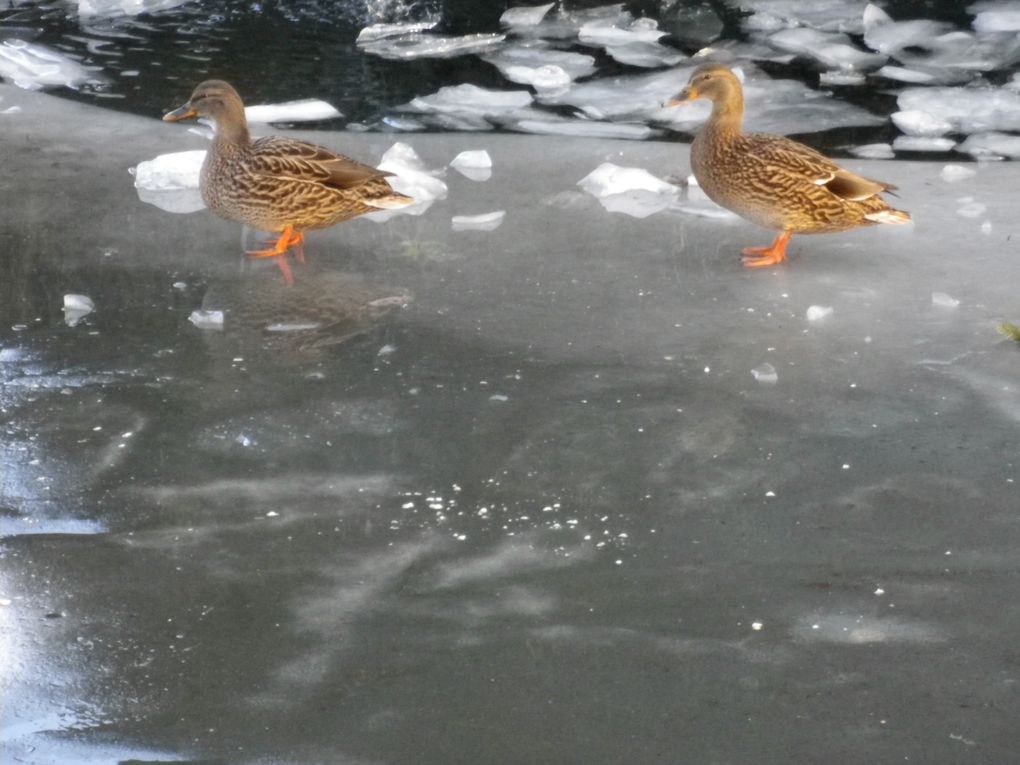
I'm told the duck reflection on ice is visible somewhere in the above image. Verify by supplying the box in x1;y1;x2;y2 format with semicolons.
196;262;412;358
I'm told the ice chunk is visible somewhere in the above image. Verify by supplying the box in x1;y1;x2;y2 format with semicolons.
500;3;554;28
245;99;341;123
892;136;956;152
359;32;505;61
766;27;887;71
379;115;427;131
604;41;685;68
450;150;493;181
510;117;657;140
406;84;533;121
891;110;952;137
751;363;778;384
956;198;987;218
356;20;439;43
189;310;224;330
78;0;190;16
0;39;104;91
819;70;866;86
132;150;206;214
665;3;724;48
940;164;976;182
900;85;1020;133
506;3;629;41
863;4;951;56
931;292;960;308
501;64;573;94
452;211;506;231
806;305;834;321
958;131;1020;159
875;65;937;84
971;1;1020;33
366;142;447;221
63;294;95;327
735;0;869;34
578;15;666;47
483;44;597;82
851;143;895;159
577;162;679;218
981;220;993;234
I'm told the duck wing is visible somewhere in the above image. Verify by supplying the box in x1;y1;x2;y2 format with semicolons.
249;136;392;190
742;133;895;201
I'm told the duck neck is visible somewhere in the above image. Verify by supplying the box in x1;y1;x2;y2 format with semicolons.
705;88;744;137
210;103;250;156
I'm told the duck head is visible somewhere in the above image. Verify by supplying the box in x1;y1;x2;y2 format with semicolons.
665;64;742;107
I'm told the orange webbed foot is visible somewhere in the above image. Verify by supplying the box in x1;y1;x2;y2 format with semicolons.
246;226;305;284
741;231;792;269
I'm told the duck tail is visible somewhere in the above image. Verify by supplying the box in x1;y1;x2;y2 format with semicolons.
865;208;911;225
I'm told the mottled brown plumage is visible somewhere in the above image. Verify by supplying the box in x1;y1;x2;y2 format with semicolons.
667;65;910;267
163;80;412;279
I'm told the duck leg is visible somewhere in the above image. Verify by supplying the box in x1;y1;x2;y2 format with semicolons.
741;230;792;268
246;226;306;284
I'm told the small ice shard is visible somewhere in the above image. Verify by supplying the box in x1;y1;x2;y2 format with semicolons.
766;27;887;71
958;131;1020;159
875;65;936;84
359;32;505;61
851;143;894;159
892;136;956;152
451;211;506;231
819;70;866;86
377;344;397;356
0;39;104;91
489;394;509;402
862;4;950;56
751;363;778;384
356;20;440;43
577;162;679;218
244;99;341;123
63;294;95;327
940;164;976;182
971;2;1020;33
501;64;573;94
891;110;952;137
380;115;426;131
578;15;666;48
956;199;987;218
132;150;206;214
189;310;225;329
806;305;834;321
500;3;554;27
265;322;323;332
981;220;993;234
366;142;447;220
931;292;960;308
450;150;493;181
1;105;22;115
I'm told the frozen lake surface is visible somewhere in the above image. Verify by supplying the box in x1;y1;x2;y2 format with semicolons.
2;82;1020;763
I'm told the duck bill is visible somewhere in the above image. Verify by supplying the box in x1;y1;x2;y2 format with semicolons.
163;104;198;122
664;85;698;107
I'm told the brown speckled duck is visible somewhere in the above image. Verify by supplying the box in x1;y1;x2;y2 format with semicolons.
163;80;412;280
667;64;910;268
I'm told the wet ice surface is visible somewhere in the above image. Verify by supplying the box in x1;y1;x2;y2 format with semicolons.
4;86;1020;764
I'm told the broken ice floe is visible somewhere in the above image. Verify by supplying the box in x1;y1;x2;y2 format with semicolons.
452;211;506;232
862;4;951;57
0;39;104;91
940;164;977;182
765;27;887;71
77;0;191;16
63;294;95;327
850;143;894;159
931;292;960;308
356;20;440;43
751;363;778;384
577;163;678;219
366;142;447;221
898;86;1020;134
891;110;952;137
892;136;956;153
189;310;225;330
958;131;1020;159
449;150;492;181
500;3;555;28
734;0;869;34
483;43;596;84
245;99;342;124
509;113;657;140
971;1;1020;34
806;305;834;322
358;31;505;60
403;84;533;129
132;150;206;214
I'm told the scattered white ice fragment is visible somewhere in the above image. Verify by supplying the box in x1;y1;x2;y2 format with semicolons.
367;142;448;220
863;4;950;56
806;305;834;321
819;70;866;86
359;32;505;61
172;281;187;290
483;44;597;82
956;199;987;218
971;2;1020;33
489;394;509;402
0;39;104;91
450;149;492;181
892;136;956;152
501;63;572;94
875;65;936;84
891;110;952;137
244;99;341;123
356;20;439;43
577;162;679;218
0;105;22;114
132;150;206;213
751;621;763;631
981;220;993;234
751;363;778;384
898;86;1020;135
604;41;685;68
940;164;976;182
512;117;656;140
78;0;191;17
500;3;554;28
766;27;887;71
377;344;397;356
452;211;506;231
932;292;960;308
189;310;224;330
63;294;95;327
265;322;323;332
958;131;1020;159
578;15;666;47
851;143;894;159
407;83;533;122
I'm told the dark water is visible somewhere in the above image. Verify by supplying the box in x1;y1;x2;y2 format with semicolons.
0;0;1000;145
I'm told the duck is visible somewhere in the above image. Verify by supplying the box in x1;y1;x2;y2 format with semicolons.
667;64;910;268
163;80;413;281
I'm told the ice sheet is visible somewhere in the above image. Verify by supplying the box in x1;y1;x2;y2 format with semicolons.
891;110;952;137
77;0;191;16
970;1;1020;33
958;131;1020;159
729;0;869;34
898;85;1020;134
245;99;342;124
766;27;886;71
0;39;103;91
483;44;597;82
500;3;555;28
862;4;951;57
359;32;505;60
